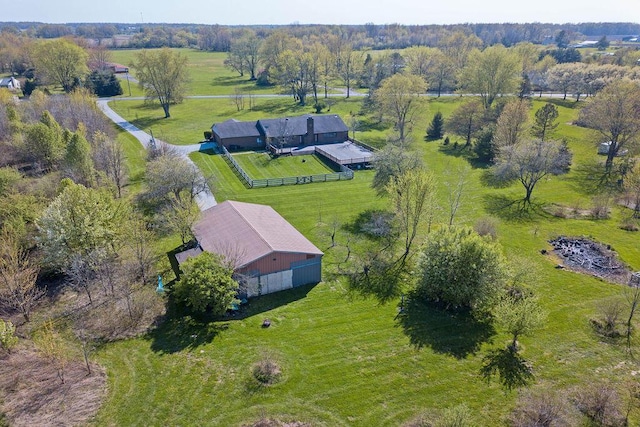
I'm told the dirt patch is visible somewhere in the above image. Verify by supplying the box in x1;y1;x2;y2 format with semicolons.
0;346;106;427
548;236;633;284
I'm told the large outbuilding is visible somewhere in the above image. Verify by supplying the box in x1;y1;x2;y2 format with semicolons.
181;200;323;298
211;114;349;152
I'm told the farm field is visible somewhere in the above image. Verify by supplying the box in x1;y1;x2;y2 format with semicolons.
93;90;640;425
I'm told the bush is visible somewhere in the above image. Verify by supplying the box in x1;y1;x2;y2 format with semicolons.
591;194;611;219
416;227;508;313
314;102;326;114
252;355;282;385
574;383;626;427
0;319;18;353
172;252;239;316
510;390;574;427
619;218;639;232
474;217;498;240
591;300;624;338
203;130;212;141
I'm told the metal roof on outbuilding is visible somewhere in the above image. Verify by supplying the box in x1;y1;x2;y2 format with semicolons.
193;200;323;269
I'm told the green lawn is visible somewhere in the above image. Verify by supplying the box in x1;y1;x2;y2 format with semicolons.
94;94;640;426
232;152;336;180
109;48;282;97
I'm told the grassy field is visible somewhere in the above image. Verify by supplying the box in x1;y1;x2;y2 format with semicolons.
232;152;336;180
109;49;282;97
94;93;640;426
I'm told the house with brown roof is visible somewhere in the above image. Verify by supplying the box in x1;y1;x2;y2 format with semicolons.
178;200;323;298
211;114;349;152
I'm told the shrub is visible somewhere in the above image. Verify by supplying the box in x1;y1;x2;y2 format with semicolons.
510;390;574;427
314;102;326;114
203;130;212;141
590;300;624;338
619;218;639;232
0;319;18;353
474;217;498;240
443;136;450;146
574;383;625;427
591;194;611;219
252;355;282;385
416;226;508;313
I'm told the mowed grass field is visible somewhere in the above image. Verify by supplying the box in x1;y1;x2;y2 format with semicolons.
95;92;640;426
232;152;336;180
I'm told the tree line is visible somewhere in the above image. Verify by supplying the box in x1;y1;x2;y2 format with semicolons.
3;21;640;50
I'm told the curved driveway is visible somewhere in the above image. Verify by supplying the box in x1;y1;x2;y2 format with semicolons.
96;99;217;211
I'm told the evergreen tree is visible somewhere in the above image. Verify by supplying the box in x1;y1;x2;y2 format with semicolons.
426;111;445;140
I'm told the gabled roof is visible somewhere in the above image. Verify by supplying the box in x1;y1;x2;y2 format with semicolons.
193;200;323;269
212;119;261;139
258;114;348;138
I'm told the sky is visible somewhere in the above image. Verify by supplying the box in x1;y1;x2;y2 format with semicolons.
1;0;639;25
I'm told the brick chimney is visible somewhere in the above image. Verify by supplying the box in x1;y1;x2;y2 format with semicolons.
305;116;315;145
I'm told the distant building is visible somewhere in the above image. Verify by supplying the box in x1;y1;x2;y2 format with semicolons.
177;200;323;298
0;77;20;91
106;62;129;73
572;40;599;48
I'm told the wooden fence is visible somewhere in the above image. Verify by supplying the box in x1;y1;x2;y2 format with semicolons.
221;145;353;189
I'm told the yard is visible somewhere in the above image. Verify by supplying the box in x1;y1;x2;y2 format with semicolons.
232;152;337;180
92;93;640;426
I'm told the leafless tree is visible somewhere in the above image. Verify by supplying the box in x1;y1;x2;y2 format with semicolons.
445;165;470;227
0;231;42;322
93;131;127;198
233;87;245;111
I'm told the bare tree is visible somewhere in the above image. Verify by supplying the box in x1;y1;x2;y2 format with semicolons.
445;165;470;227
625;285;640;350
0;231;42;322
233;87;245;111
493;139;572;206
93;131;127;198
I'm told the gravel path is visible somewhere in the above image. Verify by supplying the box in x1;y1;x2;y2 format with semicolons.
96;99;217;211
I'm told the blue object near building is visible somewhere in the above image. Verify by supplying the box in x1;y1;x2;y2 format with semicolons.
156;275;164;293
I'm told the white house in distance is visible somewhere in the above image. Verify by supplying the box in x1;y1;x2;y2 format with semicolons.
176;200;323;298
0;77;20;91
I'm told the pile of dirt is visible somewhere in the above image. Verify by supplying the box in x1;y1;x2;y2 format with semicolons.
0;347;106;427
549;236;632;284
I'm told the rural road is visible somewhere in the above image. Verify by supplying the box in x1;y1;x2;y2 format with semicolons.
96;99;217;211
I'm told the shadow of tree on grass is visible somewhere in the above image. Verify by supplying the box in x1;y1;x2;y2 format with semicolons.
482;194;548;223
396;298;495;359
480;347;534;391
148;312;228;354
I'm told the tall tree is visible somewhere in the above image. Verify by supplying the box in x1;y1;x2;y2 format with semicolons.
131;48;189;118
36;182;128;272
445;99;485;147
578;80;640;171
336;44;362;99
93;131;127;198
492;99;530;149
23;110;66;170
458;45;521;108
225;30;261;80
32;39;88;93
375;73;426;143
371;145;424;196
531;103;559;141
426;111;445;140
492;139;572;205
63;129;95;186
0;230;42;323
387;169;437;264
